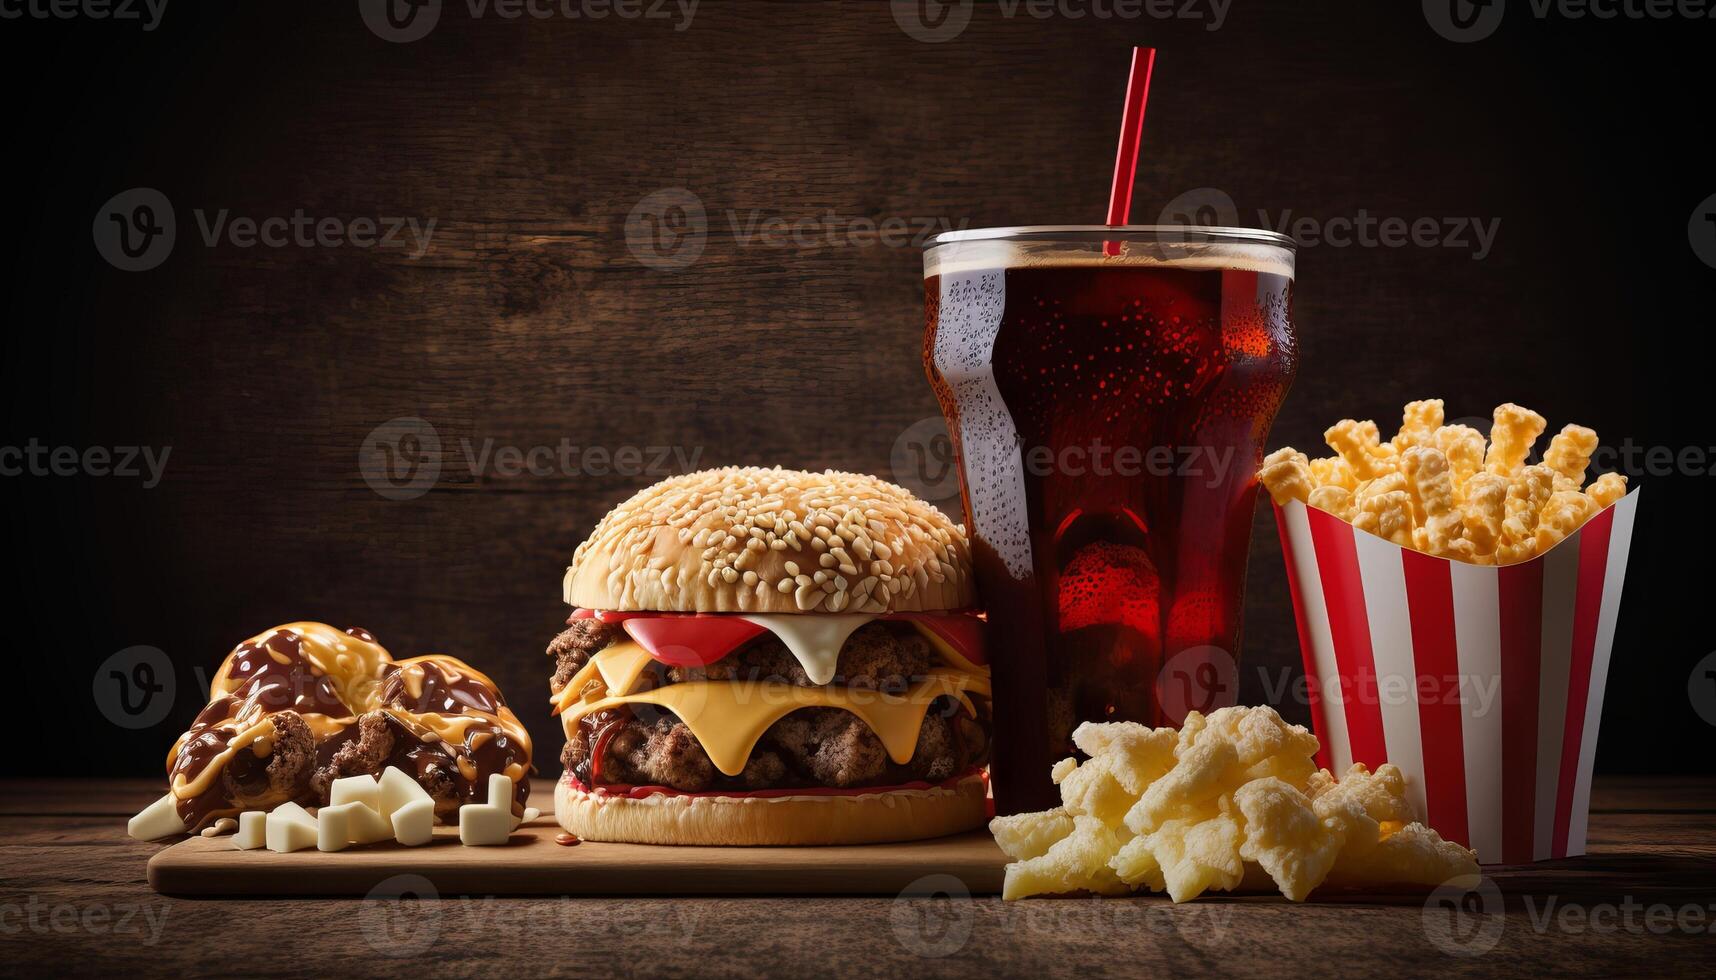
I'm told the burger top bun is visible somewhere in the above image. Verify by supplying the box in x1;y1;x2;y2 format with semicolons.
564;466;976;614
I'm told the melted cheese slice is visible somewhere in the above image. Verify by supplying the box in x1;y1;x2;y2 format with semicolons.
562;668;986;777
737;613;875;685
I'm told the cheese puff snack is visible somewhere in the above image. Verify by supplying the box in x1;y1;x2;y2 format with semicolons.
1308;456;1357;491
1392;399;1444;452
1325;419;1397;481
1258;447;1315;506
1543;424;1599;489
1485;403;1548;477
1262;400;1631;565
991;706;1478;903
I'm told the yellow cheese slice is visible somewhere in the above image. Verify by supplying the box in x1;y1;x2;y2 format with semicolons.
594;641;656;696
909;620;990;677
562;668;984;777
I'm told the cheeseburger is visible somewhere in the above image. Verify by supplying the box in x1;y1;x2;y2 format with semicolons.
549;467;990;845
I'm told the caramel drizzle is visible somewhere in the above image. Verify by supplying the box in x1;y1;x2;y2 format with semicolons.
170;622;531;802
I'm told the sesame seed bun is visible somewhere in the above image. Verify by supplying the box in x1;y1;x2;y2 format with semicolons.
563;466;976;614
554;772;988;846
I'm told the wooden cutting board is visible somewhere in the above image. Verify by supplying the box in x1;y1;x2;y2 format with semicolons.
147;819;1008;897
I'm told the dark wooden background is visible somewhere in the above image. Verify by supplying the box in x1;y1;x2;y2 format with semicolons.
2;0;1708;777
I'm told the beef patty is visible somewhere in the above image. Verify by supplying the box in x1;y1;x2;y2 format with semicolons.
548;618;990;792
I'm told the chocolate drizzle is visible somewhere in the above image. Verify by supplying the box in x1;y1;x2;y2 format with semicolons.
165;622;532;832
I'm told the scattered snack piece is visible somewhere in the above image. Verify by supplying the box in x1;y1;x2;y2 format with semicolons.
199;817;238;839
378;766;434;821
265;802;318;854
127;793;187;841
459;774;517;846
318;800;392;852
991;705;1478;903
392;798;436;847
330;774;382;812
233;811;267;850
1260;401;1629;565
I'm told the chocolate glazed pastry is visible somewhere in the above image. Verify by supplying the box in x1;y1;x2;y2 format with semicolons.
164;622;533;832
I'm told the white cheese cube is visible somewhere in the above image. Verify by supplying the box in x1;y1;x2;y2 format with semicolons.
127;793;187;841
329;774;381;812
378;766;432;820
391;797;435;847
265;802;318;853
319;801;393;850
233;811;267;850
486;773;514;807
458;801;512;846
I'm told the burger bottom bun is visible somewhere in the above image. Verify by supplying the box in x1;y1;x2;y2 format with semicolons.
554;773;988;846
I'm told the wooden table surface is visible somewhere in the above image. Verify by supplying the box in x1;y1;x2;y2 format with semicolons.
3;777;1713;977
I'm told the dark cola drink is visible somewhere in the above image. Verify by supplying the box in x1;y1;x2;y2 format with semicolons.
923;228;1297;813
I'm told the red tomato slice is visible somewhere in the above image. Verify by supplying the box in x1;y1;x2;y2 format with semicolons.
569;609;985;667
885;611;988;667
620;616;767;668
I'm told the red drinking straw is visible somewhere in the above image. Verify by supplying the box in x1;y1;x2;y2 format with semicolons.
1104;47;1156;256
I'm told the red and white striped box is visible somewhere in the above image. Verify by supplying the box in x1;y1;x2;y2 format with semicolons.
1272;491;1639;865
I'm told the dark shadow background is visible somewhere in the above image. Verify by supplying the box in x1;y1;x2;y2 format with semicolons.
1;0;1708;777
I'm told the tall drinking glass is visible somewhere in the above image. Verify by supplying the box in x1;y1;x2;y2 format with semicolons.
922;226;1298;813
